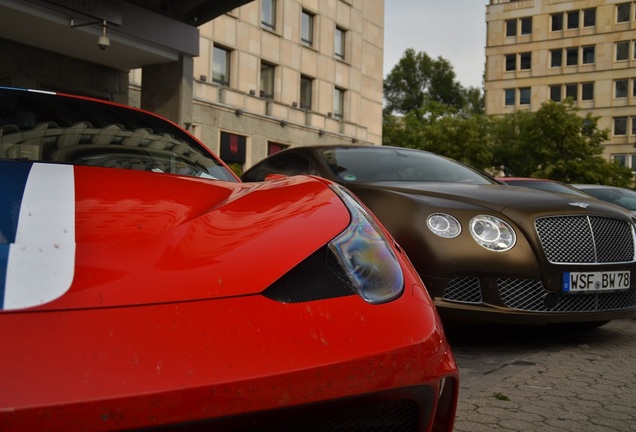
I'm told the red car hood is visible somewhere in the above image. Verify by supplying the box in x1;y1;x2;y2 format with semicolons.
1;163;349;311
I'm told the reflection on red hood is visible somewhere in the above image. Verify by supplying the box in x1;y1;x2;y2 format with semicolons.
3;164;349;311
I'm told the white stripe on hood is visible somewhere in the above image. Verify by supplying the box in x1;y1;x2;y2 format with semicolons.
4;163;76;310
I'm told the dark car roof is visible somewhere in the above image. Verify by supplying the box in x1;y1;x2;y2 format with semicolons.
572;184;636;212
243;144;498;185
498;177;592;198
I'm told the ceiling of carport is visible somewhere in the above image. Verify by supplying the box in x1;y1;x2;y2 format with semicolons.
125;0;254;26
0;0;254;70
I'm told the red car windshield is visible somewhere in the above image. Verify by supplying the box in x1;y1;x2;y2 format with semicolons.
0;88;238;182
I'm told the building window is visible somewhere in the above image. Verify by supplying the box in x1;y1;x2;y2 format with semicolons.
261;0;276;31
519;87;531;105
212;46;231;85
565;83;577;100
505;54;516;71
506;17;531;36
617;3;631;23
632;119;636;135
260;62;275;99
633;78;636;97
551;13;563;31
614;117;628;135
333;87;345;118
220;132;247;166
614;154;628;166
566;47;578;65
582;46;595;64
550;83;595;102
567;11;580;29
550;49;562;67
520;17;532;35
505;19;516;37
550;85;561;102
583;8;596;27
519;52;531;70
268;142;288;156
616;41;630;61
300;75;313;109
335;26;346;60
301;10;315;47
505;88;515;106
581;82;594;100
615;79;629;98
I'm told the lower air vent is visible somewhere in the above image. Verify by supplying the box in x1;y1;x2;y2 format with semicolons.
442;277;483;304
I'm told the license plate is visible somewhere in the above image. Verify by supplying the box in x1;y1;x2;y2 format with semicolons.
563;271;631;292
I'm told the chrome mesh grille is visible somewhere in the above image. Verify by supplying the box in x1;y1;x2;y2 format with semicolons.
497;279;546;311
442;277;482;304
535;216;635;264
498;278;636;312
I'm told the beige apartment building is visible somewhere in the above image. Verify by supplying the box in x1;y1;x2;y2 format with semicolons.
130;0;385;173
485;0;636;170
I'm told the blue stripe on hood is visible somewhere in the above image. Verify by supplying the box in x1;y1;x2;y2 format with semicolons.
0;161;33;308
1;161;33;243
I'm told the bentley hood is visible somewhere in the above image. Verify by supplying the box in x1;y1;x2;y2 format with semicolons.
353;181;632;218
0;162;349;311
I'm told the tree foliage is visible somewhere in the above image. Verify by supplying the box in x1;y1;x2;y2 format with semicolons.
491;99;633;186
383;48;634;188
383;48;467;117
383;106;493;171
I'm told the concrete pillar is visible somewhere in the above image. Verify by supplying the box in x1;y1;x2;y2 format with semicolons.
140;55;193;129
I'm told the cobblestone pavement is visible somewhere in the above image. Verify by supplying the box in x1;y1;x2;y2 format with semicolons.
450;318;636;432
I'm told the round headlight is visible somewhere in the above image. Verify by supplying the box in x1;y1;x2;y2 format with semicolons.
427;213;461;238
469;215;516;251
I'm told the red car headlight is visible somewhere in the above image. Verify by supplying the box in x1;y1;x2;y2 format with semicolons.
328;185;404;304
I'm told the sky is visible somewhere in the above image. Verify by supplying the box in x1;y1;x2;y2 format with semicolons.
384;1;489;89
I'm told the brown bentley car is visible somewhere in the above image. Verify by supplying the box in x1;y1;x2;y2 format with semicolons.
242;145;636;327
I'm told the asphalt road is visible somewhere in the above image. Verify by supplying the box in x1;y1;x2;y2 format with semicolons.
446;318;636;431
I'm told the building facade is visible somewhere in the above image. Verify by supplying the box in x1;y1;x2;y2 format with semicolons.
0;0;384;176
130;0;385;174
485;0;636;170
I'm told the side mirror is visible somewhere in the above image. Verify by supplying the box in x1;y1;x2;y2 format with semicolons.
265;173;288;181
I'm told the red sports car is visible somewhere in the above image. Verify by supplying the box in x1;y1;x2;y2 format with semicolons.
0;87;458;431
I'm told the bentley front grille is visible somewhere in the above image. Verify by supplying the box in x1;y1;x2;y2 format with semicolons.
442;277;483;304
535;216;635;264
499;278;636;312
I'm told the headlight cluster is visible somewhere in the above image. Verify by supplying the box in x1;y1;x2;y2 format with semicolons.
427;213;461;238
427;213;516;252
329;185;404;304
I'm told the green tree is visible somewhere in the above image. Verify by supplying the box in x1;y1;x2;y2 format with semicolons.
383;49;468;118
383;49;488;168
383;105;493;171
462;86;485;116
492;99;633;186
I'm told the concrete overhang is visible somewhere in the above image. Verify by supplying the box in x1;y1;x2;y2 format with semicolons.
0;0;253;71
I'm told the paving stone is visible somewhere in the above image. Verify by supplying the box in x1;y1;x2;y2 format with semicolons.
453;318;636;432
